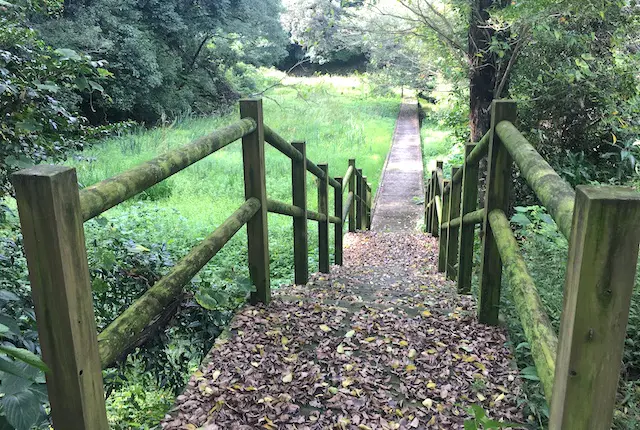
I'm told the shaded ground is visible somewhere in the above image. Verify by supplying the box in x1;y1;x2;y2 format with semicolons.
371;100;424;232
161;232;523;429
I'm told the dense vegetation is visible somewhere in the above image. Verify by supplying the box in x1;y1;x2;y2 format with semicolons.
2;0;640;428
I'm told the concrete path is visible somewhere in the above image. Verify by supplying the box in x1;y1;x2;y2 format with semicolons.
371;100;424;232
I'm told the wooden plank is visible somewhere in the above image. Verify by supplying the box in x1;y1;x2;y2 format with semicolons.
12;165;109;430
334;177;343;265
367;181;373;229
292;141;308;284
446;167;462;280
549;186;640;430
318;163;330;273
438;180;450;273
356;168;363;230
348;159;356;232
240;99;271;304
458;143;479;294
478;100;517;325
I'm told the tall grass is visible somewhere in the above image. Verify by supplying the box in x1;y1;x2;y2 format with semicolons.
71;76;399;285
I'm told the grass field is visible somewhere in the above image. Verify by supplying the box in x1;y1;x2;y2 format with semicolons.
72;75;400;286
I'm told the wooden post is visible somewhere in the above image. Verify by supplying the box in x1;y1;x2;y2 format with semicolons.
292;141;308;284
240;99;270;304
318;163;330;273
458;144;479;294
425;177;431;231
431;161;444;237
334;177;343;266
12;166;109;430
446;167;462;281
363;175;369;229
549;186;640;430
367;182;373;229
478;100;517;325
438;180;450;273
348;159;356;233
356;169;363;230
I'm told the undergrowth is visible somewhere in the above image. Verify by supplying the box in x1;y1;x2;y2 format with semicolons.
0;74;399;428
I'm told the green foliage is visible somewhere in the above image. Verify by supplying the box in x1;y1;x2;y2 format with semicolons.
464;405;523;429
0;1;109;196
35;0;289;124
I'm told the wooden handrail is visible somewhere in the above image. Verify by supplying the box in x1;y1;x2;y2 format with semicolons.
488;209;557;402
426;99;640;429
98;198;261;367
496;120;575;240
80;118;256;221
266;199;304;218
343;192;354;223
342;165;355;194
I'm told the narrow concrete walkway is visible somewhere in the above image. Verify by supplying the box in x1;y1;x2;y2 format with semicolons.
371;100;424;232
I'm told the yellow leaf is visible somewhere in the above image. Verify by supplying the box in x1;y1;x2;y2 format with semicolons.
477;393;486;401
495;393;505;402
408;349;417;359
421;310;432;317
251;361;260;367
319;324;332;332
328;386;339;394
337;343;345;354
399;340;409;347
211;370;221;381
405;364;417;372
612;133;618;144
364;336;376;342
282;373;293;383
184;424;197;430
342;378;354;388
345;329;356;338
344;363;354;371
281;336;289;346
427;381;436;389
422;398;433;409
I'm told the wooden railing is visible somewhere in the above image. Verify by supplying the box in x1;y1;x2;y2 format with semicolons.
424;100;640;429
11;98;373;430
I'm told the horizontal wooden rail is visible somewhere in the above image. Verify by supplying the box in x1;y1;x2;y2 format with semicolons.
264;125;303;162
266;199;304;218
329;215;341;224
441;208;485;229
343;192;354;223
342;166;355;194
488;209;557;402
80;119;256;221
98;198;260;367
444;131;490;192
307;209;327;222
263;124;339;189
496;120;575;239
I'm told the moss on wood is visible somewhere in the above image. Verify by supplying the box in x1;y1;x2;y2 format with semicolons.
488;209;557;402
98;198;261;367
496;120;575;239
80;118;256;221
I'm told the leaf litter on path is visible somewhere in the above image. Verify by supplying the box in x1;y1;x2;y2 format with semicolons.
161;232;524;429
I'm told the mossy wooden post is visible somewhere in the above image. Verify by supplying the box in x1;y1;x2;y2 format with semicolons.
240;99;270;304
429;170;437;235
438;180;450;272
363;175;370;229
292;141;308;284
348;159;356;232
334;177;343;265
549;186;640;430
478;100;517;325
318;163;330;273
356;168;364;230
458;144;479;294
12;166;109;430
431;161;444;238
446;167;462;280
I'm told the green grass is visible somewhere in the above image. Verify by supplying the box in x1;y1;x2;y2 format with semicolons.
71;75;399;286
419;106;464;182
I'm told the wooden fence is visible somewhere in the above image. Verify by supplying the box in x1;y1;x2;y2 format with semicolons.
424;100;640;429
11;98;373;430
